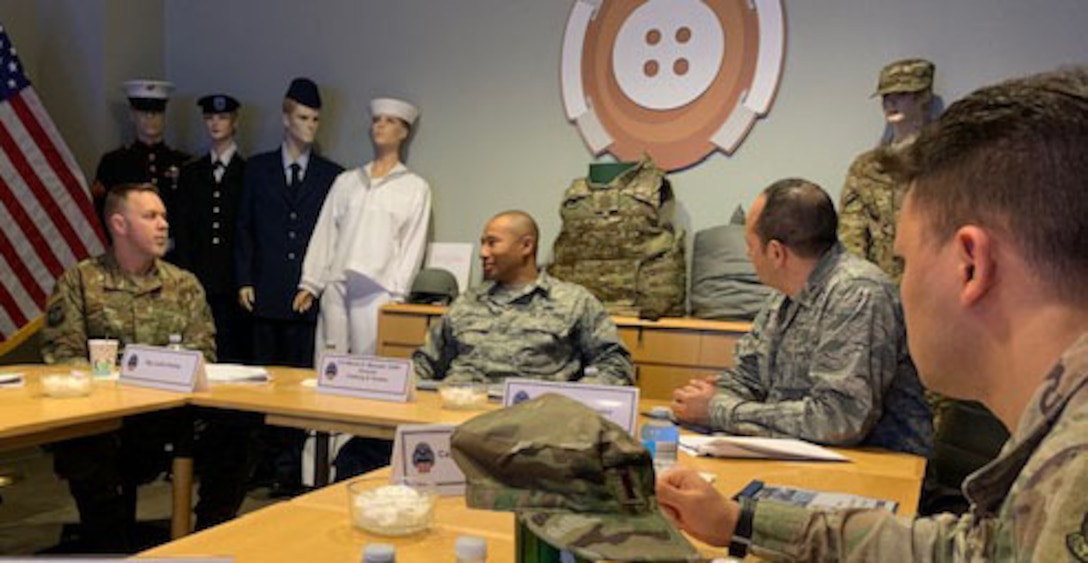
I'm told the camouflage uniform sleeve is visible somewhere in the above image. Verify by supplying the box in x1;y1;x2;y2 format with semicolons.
710;283;897;444
749;500;965;561
181;273;217;363
576;292;634;386
710;306;770;425
40;267;89;365
839;157;872;261
412;312;454;381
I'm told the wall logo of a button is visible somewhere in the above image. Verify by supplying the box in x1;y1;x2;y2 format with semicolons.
560;0;786;171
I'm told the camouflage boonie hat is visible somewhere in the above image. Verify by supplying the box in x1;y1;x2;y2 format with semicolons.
873;58;935;97
451;394;698;562
408;268;459;305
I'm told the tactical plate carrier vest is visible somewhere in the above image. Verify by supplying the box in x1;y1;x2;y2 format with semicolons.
549;158;686;320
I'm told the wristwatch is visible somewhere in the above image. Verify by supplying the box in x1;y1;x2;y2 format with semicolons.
728;496;757;558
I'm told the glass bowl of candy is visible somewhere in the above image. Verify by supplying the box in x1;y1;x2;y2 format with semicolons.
437;381;489;410
347;477;437;536
41;372;93;398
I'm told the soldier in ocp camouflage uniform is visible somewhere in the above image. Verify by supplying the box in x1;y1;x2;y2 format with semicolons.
41;183;254;552
413;210;633;386
839;58;935;283
657;67;1088;562
672;179;932;457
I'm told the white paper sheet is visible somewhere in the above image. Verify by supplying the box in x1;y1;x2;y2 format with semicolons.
679;435;849;462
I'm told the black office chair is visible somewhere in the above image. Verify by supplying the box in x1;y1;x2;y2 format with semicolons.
918;400;1009;515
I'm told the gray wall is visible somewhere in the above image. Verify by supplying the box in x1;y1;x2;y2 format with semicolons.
4;0;1088;283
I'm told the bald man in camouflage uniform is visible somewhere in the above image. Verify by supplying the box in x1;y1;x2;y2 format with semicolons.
658;68;1088;562
414;210;633;385
839;58;935;282
43;184;253;552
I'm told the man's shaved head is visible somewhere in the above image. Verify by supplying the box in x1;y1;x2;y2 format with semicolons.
488;210;539;256
480;210;541;284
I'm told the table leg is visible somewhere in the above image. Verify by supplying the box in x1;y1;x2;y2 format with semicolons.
171;456;194;538
314;431;331;487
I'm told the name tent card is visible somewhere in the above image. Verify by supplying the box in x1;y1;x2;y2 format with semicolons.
390;424;465;495
316;354;413;402
119;345;207;392
502;379;640;434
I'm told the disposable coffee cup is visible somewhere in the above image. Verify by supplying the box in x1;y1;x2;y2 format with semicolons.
88;339;119;377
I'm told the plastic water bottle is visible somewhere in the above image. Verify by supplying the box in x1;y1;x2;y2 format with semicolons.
167;333;183;351
640;419;679;473
455;535;487;563
362;543;395;563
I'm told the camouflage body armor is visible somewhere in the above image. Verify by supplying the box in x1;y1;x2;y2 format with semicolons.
549;158;686;320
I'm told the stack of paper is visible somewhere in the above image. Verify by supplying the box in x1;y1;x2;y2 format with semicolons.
205;364;272;384
679;435;849;462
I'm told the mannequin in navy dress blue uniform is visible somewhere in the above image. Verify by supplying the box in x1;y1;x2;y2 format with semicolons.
235;78;344;495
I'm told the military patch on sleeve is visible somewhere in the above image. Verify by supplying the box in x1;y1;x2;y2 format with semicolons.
1067;512;1088;562
47;301;64;327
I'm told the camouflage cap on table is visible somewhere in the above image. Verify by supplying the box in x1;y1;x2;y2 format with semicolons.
873;58;935;96
450;393;699;562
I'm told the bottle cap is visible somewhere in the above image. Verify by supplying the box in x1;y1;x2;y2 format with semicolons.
455;535;487;560
363;543;395;563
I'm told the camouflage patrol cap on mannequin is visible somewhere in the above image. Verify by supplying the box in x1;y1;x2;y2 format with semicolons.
873;58;935;97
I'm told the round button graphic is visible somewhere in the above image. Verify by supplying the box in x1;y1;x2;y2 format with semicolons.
561;0;786;171
612;0;724;110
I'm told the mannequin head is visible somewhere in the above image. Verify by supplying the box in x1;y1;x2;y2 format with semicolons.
369;98;419;157
124;79;173;145
130;109;166;144
282;98;320;147
282;78;323;149
198;94;240;144
874;59;935;140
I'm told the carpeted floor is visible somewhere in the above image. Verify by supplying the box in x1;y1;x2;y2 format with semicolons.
0;447;281;555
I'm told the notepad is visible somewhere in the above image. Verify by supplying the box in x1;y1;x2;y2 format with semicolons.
679;435;849;462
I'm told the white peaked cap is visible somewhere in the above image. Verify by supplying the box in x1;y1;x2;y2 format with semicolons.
370;97;419;125
124;79;175;101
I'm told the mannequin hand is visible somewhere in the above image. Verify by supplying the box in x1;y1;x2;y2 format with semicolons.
656;466;739;547
293;290;315;313
238;286;255;311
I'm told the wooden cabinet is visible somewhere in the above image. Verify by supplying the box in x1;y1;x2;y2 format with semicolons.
377;304;751;400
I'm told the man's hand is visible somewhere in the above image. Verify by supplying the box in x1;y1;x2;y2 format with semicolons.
292;289;315;313
656;466;739;548
238;286;255;311
671;376;717;425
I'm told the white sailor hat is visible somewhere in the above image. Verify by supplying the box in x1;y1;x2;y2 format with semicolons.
124;79;174;112
369;97;419;126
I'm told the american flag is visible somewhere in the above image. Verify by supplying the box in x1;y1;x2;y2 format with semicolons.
0;24;104;345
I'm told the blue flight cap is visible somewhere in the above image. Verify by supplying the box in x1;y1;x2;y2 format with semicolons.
285;77;321;109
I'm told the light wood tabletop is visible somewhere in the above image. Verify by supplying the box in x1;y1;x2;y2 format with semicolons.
139;479;518;563
3;361;927;548
0;364;187;451
190;366;486;440
139;445;924;562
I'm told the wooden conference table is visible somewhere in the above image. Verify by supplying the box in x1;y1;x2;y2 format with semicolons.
139;450;925;562
2;364;926;550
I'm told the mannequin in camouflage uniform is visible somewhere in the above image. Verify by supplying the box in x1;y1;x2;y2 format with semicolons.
839;59;934;282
